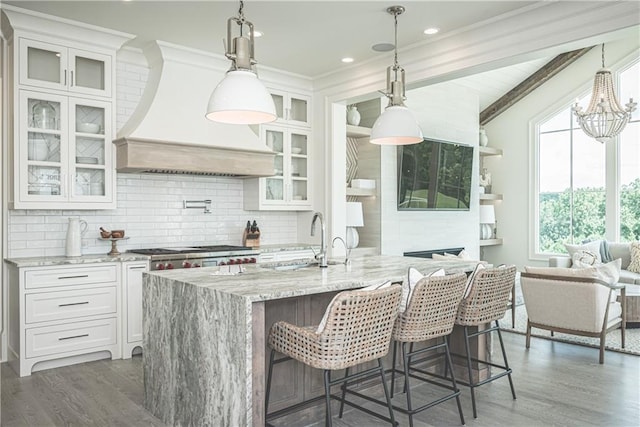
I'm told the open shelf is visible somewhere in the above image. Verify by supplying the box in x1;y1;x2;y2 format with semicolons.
346;187;375;197
479;146;503;156
346;125;372;138
479;238;503;247
480;193;503;201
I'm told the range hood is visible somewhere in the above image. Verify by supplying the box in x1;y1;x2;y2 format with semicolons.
113;41;275;177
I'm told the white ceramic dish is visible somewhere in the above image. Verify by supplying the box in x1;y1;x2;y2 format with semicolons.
77;122;100;134
291;147;303;154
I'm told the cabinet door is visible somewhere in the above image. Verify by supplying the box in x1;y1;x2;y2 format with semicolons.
263;127;286;204
69;98;112;202
19;38;68;92
69;48;111;98
125;263;148;344
19;91;69;202
269;89;311;128
288;129;310;206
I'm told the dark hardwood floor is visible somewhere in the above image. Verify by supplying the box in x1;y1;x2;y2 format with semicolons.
2;332;639;426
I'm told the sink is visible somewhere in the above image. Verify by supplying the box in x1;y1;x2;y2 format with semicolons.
260;259;343;271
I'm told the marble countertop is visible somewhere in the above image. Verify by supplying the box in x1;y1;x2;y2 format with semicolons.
257;243;320;253
146;255;479;302
5;252;150;267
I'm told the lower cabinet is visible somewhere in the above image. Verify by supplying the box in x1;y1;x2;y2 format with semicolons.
7;262;122;377
121;261;149;358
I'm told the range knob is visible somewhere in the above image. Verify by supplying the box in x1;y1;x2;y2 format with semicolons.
243;258;250;264
249;258;257;263
228;259;235;265
182;261;192;268
166;263;174;270
155;263;165;270
236;258;244;264
219;262;226;266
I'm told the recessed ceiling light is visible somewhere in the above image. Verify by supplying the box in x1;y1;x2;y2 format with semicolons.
423;28;439;35
372;43;395;52
341;57;354;63
253;30;263;38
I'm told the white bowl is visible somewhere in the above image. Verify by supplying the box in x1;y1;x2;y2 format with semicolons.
77;122;100;134
291;147;303;154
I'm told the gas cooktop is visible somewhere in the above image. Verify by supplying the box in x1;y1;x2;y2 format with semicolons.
129;245;252;255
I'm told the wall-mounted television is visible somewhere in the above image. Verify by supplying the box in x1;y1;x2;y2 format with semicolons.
397;139;474;210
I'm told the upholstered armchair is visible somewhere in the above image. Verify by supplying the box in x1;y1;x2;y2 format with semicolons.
520;271;626;364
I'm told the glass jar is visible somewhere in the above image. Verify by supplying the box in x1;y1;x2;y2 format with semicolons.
32;101;57;130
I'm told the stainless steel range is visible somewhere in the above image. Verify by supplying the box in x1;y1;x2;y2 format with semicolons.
128;245;259;271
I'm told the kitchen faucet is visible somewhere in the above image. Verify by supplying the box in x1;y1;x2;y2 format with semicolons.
311;212;328;268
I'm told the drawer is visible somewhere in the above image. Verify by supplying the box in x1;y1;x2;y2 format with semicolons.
25;287;117;324
25;264;117;290
26;318;117;359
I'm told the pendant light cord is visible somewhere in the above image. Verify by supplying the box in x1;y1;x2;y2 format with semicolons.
238;0;245;36
601;43;605;68
393;11;399;71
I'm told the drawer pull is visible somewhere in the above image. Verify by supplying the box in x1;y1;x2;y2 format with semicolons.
58;301;89;307
130;266;147;270
58;333;89;341
58;275;89;280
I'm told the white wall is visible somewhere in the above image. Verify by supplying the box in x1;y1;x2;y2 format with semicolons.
483;36;640;270
5;57;298;258
357;83;481;258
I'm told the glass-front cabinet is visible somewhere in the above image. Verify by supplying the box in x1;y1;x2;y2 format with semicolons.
19;38;111;98
15;90;113;209
270;89;311;128
244;125;312;211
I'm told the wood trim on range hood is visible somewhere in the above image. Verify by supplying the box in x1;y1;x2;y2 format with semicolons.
113;137;276;177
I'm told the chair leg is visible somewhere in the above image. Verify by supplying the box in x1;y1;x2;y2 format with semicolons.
265;349;276;418
621;320;626;349
445;340;465;426
402;342;414;427
550;330;554;337
324;370;333;427
526;320;531;349
338;368;349;418
378;359;396;427
495;321;516;400
402;342;414;394
599;331;606;364
390;341;398;398
463;326;478;419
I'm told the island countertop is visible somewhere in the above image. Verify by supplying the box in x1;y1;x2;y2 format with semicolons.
143;255;482;427
144;255;479;302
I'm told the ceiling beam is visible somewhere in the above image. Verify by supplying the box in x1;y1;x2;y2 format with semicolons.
479;47;594;126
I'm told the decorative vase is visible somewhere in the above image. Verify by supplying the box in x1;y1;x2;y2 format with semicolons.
346;105;361;126
479;127;489;147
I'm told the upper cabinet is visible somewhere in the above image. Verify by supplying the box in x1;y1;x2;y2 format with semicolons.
2;6;132;210
270;89;311;128
244;124;312;211
19;38;112;98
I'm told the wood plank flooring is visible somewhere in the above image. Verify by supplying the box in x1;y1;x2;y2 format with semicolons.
2;332;639;426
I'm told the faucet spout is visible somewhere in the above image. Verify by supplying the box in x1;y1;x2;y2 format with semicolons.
311;212;328;268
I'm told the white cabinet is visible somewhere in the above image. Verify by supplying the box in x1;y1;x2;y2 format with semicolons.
244;124;312;211
270;89;311;128
7;263;122;377
13;90;114;209
19;38;112;98
122;261;148;358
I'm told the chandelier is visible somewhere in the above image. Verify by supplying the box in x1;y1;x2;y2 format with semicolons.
206;1;276;125
572;44;636;143
370;5;423;145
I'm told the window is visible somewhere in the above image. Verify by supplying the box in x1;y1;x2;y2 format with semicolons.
536;58;639;255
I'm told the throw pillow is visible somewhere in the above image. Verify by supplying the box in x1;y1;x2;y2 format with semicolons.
360;280;393;291
399;268;445;313
595;258;622;286
565;241;602;263
628;241;640;274
571;250;599;268
463;263;486;299
600;240;613;263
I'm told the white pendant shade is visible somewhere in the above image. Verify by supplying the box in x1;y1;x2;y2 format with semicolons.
206;70;277;125
370;105;423;145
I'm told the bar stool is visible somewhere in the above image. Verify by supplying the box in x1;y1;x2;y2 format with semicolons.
265;284;402;426
348;272;468;427
453;265;517;418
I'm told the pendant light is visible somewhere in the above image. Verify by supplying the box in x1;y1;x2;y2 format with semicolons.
370;5;423;145
206;1;276;125
572;44;636;143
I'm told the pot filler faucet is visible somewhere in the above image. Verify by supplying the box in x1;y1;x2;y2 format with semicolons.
311;212;328;268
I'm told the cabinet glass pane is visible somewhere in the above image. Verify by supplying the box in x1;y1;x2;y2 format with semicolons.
28;165;61;195
290;97;308;123
266;130;284;153
292;181;307;201
291;157;307;178
29;98;60;130
75;137;105;166
28;132;61;163
291;132;307;153
75;168;105;196
75;56;105;91
266;178;284;201
27;46;62;84
274;155;283;176
75;104;105;134
271;94;284;120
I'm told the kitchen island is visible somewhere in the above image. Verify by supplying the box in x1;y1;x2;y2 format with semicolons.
143;255;484;426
